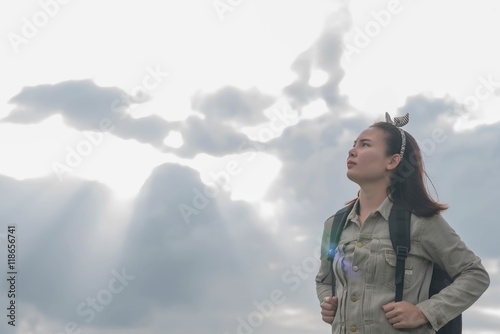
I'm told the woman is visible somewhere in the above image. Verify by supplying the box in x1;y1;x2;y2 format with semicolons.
315;113;489;333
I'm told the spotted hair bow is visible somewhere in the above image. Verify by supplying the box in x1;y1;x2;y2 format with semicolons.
385;112;409;127
385;112;409;159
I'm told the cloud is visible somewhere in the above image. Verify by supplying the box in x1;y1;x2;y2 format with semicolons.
397;93;461;131
283;6;351;111
191;86;276;126
3;79;174;149
2;2;500;334
2;163;289;331
4;80;280;158
163;114;262;158
0;174;116;323
159;85;279;158
108;162;287;327
262;91;500;258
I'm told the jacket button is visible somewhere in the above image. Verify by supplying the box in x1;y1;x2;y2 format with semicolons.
350;325;357;332
353;266;359;272
351;296;358;302
437;319;442;326
356;242;363;247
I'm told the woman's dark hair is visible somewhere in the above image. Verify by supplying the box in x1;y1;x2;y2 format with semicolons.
345;121;448;217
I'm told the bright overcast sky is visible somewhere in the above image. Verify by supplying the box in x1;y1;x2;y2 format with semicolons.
0;1;499;333
2;0;500;200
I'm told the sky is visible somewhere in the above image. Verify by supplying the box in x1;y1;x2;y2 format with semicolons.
0;0;499;333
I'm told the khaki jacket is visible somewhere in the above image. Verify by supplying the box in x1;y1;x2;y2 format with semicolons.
315;196;490;333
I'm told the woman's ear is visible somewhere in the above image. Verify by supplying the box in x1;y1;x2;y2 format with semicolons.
386;154;401;171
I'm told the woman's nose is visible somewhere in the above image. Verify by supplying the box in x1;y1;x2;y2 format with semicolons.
348;147;356;157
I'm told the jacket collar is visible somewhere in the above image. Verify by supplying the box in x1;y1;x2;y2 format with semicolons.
345;195;394;226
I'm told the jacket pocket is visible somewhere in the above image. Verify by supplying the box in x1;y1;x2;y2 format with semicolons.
383;250;413;290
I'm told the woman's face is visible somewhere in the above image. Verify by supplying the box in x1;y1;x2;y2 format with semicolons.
346;127;398;185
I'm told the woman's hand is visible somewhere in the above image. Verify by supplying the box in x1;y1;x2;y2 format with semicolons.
320;296;338;324
382;301;429;329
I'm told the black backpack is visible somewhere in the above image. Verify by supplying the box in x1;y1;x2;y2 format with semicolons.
323;202;462;334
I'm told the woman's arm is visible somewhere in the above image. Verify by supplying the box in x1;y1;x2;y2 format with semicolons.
416;214;490;331
315;256;333;303
315;214;336;303
315;215;335;303
315;216;339;325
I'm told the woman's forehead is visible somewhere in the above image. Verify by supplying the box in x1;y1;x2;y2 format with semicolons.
355;127;384;142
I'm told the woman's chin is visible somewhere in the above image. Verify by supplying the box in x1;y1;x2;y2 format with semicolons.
346;171;358;182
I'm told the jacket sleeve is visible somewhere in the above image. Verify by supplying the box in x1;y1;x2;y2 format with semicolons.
415;214;490;331
315;215;335;304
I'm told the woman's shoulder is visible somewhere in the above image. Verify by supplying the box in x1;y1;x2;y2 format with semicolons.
320;204;357;237
410;211;457;235
411;211;448;224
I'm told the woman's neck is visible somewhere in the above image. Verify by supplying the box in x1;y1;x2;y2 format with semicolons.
358;183;388;215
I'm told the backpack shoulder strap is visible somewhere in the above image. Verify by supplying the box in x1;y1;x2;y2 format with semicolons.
328;202;355;260
325;202;355;296
388;203;412;302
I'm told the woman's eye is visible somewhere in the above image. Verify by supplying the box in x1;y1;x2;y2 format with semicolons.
362;143;369;147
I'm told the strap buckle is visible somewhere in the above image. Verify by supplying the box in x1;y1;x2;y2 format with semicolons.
396;246;408;260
